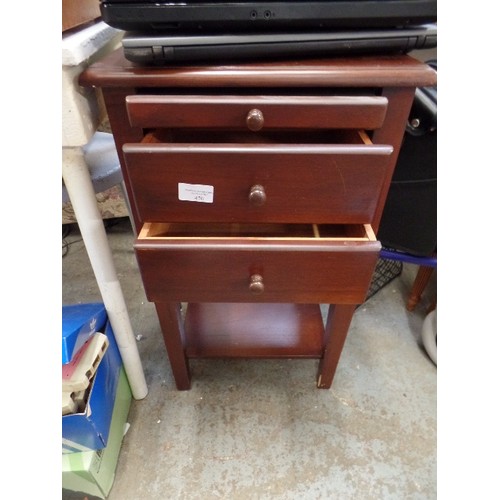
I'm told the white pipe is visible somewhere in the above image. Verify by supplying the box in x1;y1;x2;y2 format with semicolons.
62;146;148;399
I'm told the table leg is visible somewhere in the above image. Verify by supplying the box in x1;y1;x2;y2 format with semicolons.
317;304;357;389
155;302;191;390
62;147;148;400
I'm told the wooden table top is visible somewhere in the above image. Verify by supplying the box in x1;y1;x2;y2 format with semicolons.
79;48;437;89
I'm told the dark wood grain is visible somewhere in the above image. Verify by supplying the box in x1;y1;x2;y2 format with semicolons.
81;52;436;389
154;302;191;390
134;227;380;303
184;303;324;358
317;304;357;388
123;144;392;224
79;49;436;89
125;94;388;130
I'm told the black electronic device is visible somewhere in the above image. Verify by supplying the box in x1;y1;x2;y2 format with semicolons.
100;0;437;34
121;24;436;63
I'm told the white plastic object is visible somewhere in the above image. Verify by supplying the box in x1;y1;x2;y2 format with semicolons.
62;333;109;393
421;308;437;365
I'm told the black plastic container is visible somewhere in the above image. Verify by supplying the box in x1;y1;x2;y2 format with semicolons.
378;59;437;257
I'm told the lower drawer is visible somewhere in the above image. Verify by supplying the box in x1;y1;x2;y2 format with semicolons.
134;222;380;303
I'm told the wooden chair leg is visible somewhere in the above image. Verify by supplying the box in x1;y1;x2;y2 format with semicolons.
407;265;435;311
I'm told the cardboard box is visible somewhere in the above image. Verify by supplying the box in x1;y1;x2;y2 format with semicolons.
62;0;101;32
62;302;107;365
62;319;122;453
62;367;132;498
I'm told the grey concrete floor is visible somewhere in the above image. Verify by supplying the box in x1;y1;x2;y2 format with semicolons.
62;217;437;500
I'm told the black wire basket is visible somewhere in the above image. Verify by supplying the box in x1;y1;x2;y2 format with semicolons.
365;257;403;302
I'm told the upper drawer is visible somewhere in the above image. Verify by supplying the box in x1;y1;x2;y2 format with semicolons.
122;139;393;224
125;95;388;131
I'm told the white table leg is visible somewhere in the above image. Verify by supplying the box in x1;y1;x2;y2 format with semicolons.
62;146;148;400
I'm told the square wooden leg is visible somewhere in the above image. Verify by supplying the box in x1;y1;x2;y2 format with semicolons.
317;304;357;389
155;302;191;390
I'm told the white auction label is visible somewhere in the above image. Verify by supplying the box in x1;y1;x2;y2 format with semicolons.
178;183;214;203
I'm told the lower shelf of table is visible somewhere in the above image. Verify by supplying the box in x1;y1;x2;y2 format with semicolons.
183;302;325;358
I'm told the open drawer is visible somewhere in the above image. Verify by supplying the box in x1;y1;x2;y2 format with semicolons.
123;134;393;225
134;222;381;304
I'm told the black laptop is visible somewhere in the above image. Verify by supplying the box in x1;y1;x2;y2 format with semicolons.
100;0;437;64
100;0;437;34
122;24;437;64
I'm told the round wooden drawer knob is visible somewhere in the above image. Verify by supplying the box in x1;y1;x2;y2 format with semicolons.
249;274;265;294
246;108;264;131
248;184;266;206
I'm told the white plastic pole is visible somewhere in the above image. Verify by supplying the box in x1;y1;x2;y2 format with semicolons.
62;146;148;400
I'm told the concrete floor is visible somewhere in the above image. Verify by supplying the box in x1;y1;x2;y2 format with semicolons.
62;216;437;500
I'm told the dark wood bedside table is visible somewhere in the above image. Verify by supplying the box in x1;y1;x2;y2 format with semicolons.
80;51;436;390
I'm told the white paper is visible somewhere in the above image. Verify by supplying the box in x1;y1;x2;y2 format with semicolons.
178;183;214;203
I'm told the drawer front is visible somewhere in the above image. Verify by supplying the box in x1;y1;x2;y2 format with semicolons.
126;95;388;131
123;144;393;224
134;223;380;304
